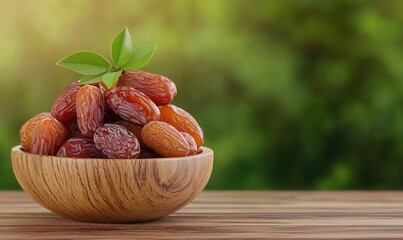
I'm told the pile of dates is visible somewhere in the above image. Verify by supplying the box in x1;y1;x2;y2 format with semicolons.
19;70;204;158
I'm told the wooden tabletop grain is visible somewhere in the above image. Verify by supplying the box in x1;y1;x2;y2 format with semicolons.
2;191;403;239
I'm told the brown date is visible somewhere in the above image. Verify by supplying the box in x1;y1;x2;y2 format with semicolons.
94;123;140;159
142;121;189;157
99;82;116;110
51;82;81;123
57;138;105;158
30;117;68;155
159;104;204;147
20;112;52;151
115;121;148;149
106;86;160;126
76;85;104;138
117;70;177;106
180;132;197;156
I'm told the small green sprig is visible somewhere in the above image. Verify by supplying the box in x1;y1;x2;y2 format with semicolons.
56;27;156;88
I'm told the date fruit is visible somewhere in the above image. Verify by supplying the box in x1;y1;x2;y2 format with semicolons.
20;112;52;151
115;121;148;149
106;86;160;126
180;132;197;156
94;123;140;159
76;85;104;138
99;82;116;110
51;82;81;123
142;121;189;157
30;117;68;155
117;70;177;106
20;58;205;158
159;104;204;147
57;138;104;158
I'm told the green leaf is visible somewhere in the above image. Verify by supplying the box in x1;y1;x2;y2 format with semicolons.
102;70;122;89
122;45;156;70
79;73;104;85
56;51;111;75
111;27;132;67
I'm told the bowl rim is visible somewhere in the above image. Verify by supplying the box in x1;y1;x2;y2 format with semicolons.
11;145;213;162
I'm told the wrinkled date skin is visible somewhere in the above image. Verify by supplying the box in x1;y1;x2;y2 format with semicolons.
99;82;116;110
106;86;160;126
94;124;140;159
115;121;148;149
76;85;104;138
160;104;204;147
142;121;189;157
180;132;197;156
117;70;177;106
30;117;68;155
20;112;52;151
57;138;105;158
51;82;81;123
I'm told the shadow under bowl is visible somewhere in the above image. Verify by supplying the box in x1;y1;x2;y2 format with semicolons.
11;146;213;223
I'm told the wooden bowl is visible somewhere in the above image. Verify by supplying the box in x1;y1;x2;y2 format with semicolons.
11;146;213;223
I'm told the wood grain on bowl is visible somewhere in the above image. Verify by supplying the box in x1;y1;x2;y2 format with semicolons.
11;146;213;223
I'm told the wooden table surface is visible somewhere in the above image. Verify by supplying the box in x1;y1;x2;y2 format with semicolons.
2;191;403;239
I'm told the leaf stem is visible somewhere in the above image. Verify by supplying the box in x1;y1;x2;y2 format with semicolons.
110;66;122;72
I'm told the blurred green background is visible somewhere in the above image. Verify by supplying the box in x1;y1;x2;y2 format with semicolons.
2;0;403;190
